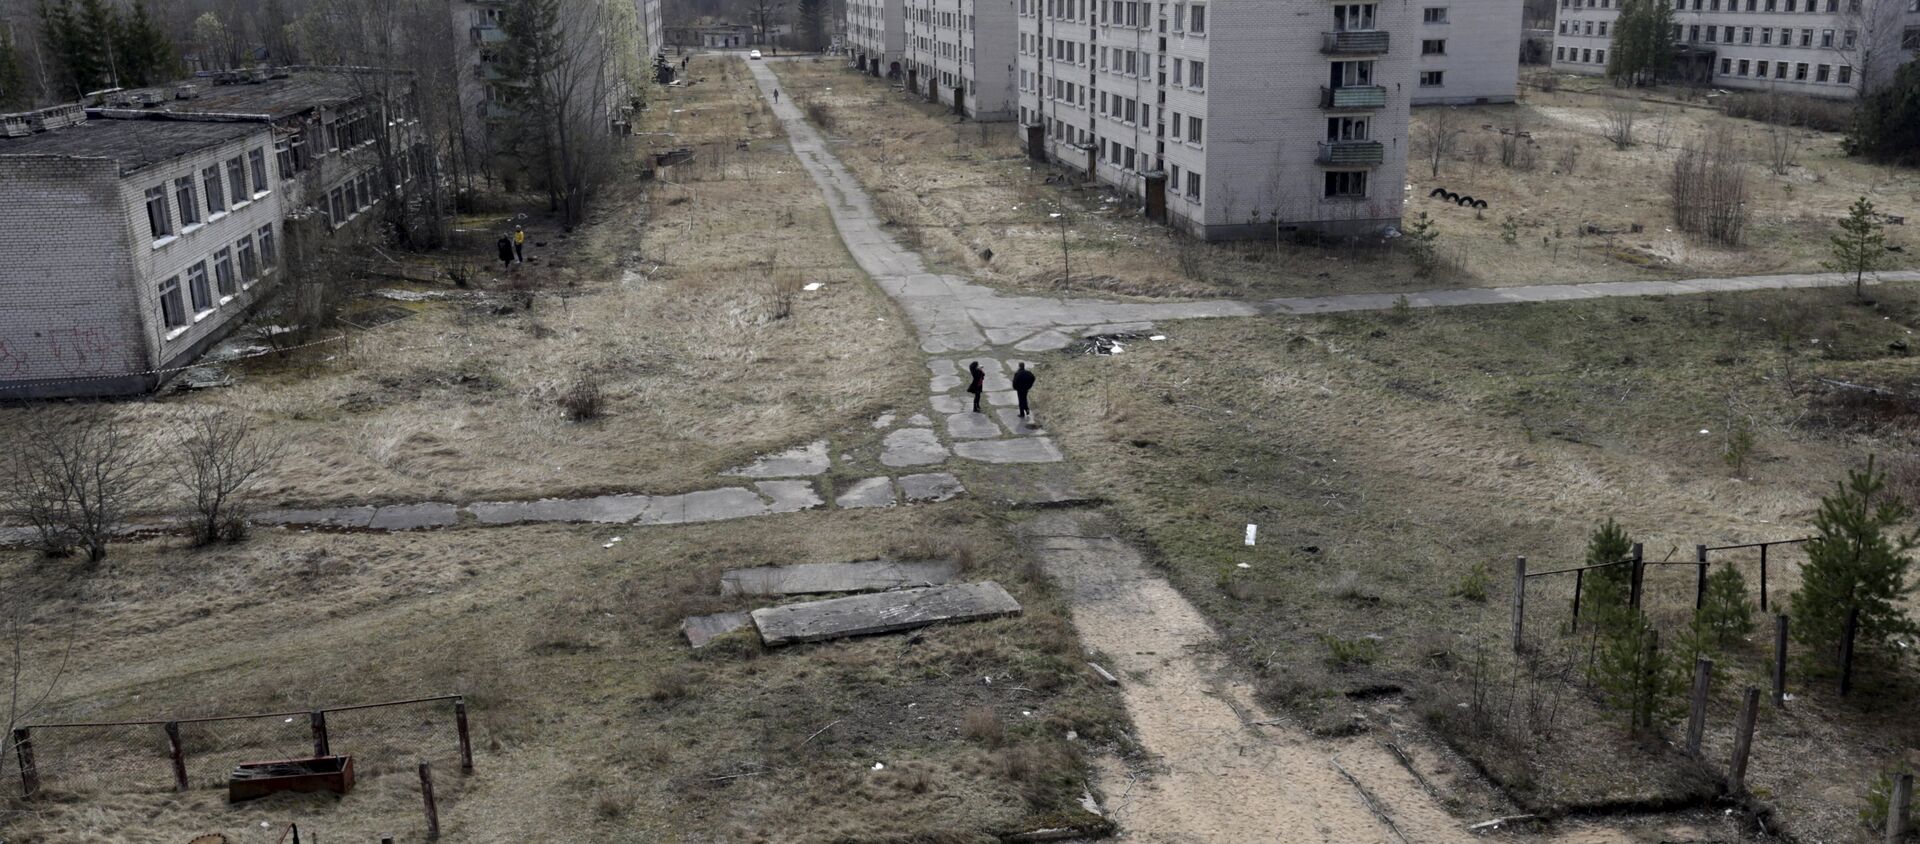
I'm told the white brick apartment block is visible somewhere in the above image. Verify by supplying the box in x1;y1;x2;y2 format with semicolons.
1412;0;1525;104
1016;0;1413;239
849;0;909;77
1551;0;1920;96
904;0;1019;119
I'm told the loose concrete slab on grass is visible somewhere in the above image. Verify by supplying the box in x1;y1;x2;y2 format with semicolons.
880;428;949;467
720;559;961;596
953;437;1065;464
835;476;897;508
944;412;1003;439
469;494;652;525
682;611;755;648
995;408;1043;436
898;472;966;503
750;581;1023;646
639;487;782;525
757;480;826;513
721;440;832;477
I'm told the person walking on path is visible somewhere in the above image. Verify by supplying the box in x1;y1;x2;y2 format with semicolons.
773;89;780;103
513;226;527;263
1012;362;1036;420
496;235;515;272
967;361;986;413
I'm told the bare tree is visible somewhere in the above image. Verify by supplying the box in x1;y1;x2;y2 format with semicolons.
1498;120;1534;170
2;409;150;564
1419;107;1465;178
498;0;635;226
168;411;284;545
1832;0;1911;96
3;592;73;799
1602;93;1640;149
1761;88;1798;175
1670;125;1749;246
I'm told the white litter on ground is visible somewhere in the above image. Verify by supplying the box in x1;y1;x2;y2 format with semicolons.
803;282;824;291
1245;524;1258;546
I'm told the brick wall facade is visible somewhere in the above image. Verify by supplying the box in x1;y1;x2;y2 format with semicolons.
1413;0;1525;104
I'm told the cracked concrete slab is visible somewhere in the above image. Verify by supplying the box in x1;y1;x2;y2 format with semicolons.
944;411;1003;439
470;494;651;525
995;408;1044;436
639;488;774;525
756;480;826;513
880;427;949;467
930;394;966;414
898;472;967;502
952;437;1066;464
835;476;897;509
722;440;831;477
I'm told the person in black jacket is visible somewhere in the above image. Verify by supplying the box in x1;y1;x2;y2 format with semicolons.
1012;362;1036;419
967;361;986;412
496;235;515;271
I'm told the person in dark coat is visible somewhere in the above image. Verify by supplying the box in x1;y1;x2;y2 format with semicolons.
497;235;515;271
967;361;986;413
1012;362;1036;419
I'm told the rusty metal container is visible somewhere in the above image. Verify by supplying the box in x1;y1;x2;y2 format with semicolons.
227;755;354;803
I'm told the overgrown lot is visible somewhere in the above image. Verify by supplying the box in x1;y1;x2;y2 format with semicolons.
1036;284;1920;840
0;54;917;509
772;60;1917;301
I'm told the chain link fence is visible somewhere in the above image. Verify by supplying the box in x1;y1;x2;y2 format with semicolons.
6;695;470;798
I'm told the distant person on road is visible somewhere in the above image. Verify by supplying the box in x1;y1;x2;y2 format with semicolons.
773;89;780;103
496;235;514;272
967;361;986;413
1012;362;1036;420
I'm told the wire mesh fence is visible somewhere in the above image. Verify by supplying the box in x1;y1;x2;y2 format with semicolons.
6;695;469;798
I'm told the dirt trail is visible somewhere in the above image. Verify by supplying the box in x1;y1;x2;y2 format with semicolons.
1023;511;1478;843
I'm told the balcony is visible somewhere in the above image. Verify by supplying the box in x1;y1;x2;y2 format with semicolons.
1320;30;1389;54
1317;140;1385;166
1320;85;1387;109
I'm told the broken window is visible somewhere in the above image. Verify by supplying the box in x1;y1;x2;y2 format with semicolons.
187;261;213;312
159;277;186;329
145;185;172;240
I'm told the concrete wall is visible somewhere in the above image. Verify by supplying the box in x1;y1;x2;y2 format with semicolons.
849;0;908;70
1413;0;1525;104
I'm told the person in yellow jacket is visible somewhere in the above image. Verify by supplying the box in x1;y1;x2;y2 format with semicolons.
513;226;527;264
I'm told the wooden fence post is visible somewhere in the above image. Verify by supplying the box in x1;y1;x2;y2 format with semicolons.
1695;544;1709;610
12;727;37;798
1571;567;1585;633
165;721;189;792
1629;543;1645;612
1759;543;1770;611
1773;614;1789;707
1511;556;1527;653
310;710;330;758
1840;606;1860;697
1685;656;1713;758
1889;772;1914;843
455;697;474;773
1728;687;1760;795
419;760;441;839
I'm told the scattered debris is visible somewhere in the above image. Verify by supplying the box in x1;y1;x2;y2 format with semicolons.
1467;815;1538;832
1087;662;1120;686
1245;524;1258;546
802;281;825;291
719;559;960;596
1076;333;1141;355
750;581;1023;646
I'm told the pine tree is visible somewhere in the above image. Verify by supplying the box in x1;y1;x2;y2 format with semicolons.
1606;0;1675;87
40;0;96;98
1591;614;1682;733
1693;565;1756;649
1825;197;1887;301
0;31;31;109
75;0;124;90
1580;518;1637;634
116;2;177;88
1846;59;1920;166
1789;457;1919;666
798;0;829;52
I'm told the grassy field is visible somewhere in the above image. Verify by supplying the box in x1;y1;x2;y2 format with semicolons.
771;60;1918;301
0;54;918;510
0;55;1124;843
1030;284;1920;839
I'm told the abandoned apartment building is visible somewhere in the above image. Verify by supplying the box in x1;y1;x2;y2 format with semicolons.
0;69;429;399
1552;0;1920;93
902;0;1019;119
850;0;909;78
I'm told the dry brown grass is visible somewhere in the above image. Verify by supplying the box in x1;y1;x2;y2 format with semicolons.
1037;284;1920;837
0;53;919;511
771;61;1918;302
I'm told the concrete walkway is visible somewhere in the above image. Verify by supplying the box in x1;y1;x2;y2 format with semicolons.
752;62;1917;354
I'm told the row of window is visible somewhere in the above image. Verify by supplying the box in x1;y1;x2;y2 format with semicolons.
144;146;273;244
157;225;278;331
1019;0;1208;33
1022;36;1211;90
1560;15;1863;51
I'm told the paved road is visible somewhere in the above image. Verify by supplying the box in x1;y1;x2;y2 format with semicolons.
751;61;1917;354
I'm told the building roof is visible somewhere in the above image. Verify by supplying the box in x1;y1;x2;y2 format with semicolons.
110;70;375;122
0;118;266;176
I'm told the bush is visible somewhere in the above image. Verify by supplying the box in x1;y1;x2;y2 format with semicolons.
1694;565;1756;648
1590;614;1682;733
1321;635;1381;669
1452;561;1491;603
1721;89;1853;132
559;377;606;422
961;706;1005;746
1669;126;1749;246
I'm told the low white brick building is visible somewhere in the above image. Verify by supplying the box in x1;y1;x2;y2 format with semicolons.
1412;0;1525;104
0;111;284;398
849;0;909;77
903;0;1019;119
1016;0;1414;239
1552;0;1920;96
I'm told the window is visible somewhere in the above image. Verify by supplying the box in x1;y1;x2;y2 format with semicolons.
1185;171;1200;199
1582;48;1592;62
1761;27;1772;44
203;166;225;215
1776;61;1788;78
159;277;186;329
1327;115;1369;140
1585;20;1594;35
1170;110;1182;138
1189;3;1204;32
1816;64;1830;82
187;261;213;313
1738;59;1750;75
1689;24;1700;41
1338;3;1378;29
1795;62;1808;80
1188;115;1202;144
175;177;200;228
1596;48;1606;63
237;235;258;282
1904;26;1920;49
1799;28;1812;47
329;187;346;226
1423;5;1447;22
1325;171;1368;198
1721;58;1732;74
1845;29;1857;48
1332;60;1373;86
145;186;172;240
1756;60;1769;76
227;157;248;204
1556;45;1565;60
1742;26;1753;43
1705;26;1716;42
1422;38;1446;54
1839;65;1852;84
250;149;269;194
1171;57;1182;83
1189;60;1204;88
213;247;235;296
345;178;359;214
258;225;276;271
1420;70;1445;85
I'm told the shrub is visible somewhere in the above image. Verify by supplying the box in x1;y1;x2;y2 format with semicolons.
961;706;1005;746
1452;561;1491;603
1669;126;1749;246
1694;565;1756;648
559;377;606;422
1862;767;1915;832
1590;614;1682;733
1322;635;1381;669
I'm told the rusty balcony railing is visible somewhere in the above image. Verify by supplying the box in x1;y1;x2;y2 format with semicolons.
1317;140;1385;165
1321;30;1390;54
1320;84;1387;109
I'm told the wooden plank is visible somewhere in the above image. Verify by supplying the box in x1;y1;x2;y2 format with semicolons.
719;559;960;597
750;582;1022;647
681;611;754;649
